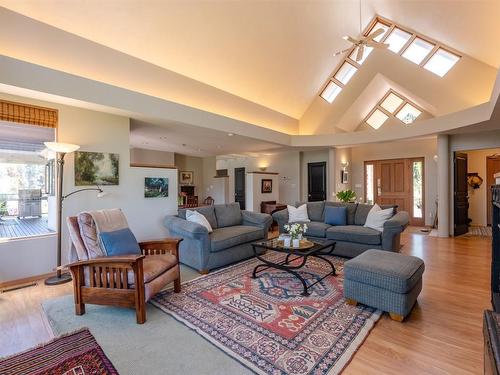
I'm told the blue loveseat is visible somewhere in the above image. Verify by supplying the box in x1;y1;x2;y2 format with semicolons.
164;203;272;273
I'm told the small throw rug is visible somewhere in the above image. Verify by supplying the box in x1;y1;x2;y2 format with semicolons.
152;253;381;375
0;328;118;375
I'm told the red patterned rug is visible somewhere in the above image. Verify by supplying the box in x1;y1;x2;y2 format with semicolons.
0;328;118;375
152;253;381;374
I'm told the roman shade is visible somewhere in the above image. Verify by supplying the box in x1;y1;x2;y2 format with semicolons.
0;100;58;128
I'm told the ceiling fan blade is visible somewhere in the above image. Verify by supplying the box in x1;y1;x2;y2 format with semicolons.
365;28;384;41
343;35;359;44
366;41;389;48
333;48;352;57
356;45;365;61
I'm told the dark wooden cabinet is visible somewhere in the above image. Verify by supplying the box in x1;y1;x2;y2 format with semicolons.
484;310;500;375
492;185;500;311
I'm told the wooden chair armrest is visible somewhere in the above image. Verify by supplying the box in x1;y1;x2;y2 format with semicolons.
67;254;146;269
139;238;183;258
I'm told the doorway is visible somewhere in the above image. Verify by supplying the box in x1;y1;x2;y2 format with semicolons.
487;155;500;225
454;152;468;236
308;162;326;202
234;167;245;210
364;157;425;226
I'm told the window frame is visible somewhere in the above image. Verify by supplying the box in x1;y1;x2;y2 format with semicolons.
363;89;425;129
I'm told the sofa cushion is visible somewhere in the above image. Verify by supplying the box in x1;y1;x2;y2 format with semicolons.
295;201;325;222
326;225;381;245
354;204;373;225
344;249;425;293
210;225;262;252
178;206;218;229
303;221;331;238
324;206;347;226
214;203;242;228
325;202;358;225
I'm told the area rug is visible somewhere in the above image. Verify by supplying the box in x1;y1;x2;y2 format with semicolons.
152;253;381;375
465;226;492;237
0;328;118;375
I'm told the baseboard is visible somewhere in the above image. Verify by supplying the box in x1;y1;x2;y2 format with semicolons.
0;271;56;290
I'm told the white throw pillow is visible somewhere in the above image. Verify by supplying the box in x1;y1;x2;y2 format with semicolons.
186;210;213;233
364;204;394;232
288;204;310;223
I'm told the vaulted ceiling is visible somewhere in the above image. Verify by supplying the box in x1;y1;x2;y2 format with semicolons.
1;0;499;121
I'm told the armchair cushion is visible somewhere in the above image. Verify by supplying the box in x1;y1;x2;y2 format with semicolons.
210;226;263;253
77;212;104;259
99;228;141;256
130;254;178;285
214;203;242;228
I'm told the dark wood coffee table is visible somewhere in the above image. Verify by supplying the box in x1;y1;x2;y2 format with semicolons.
251;238;336;296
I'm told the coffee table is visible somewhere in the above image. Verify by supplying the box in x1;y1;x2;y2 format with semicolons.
251;238;336;296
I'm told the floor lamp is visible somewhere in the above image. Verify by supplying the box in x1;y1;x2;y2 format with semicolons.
43;142;106;286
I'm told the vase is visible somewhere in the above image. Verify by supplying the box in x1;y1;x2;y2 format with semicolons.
283;237;291;247
292;238;300;248
298;233;303;240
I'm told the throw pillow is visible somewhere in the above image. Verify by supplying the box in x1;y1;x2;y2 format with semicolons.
324;206;347;226
288;204;310;223
186;209;213;232
364;204;394;232
99;228;141;256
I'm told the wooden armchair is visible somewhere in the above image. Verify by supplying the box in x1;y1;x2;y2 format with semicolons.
67;216;182;324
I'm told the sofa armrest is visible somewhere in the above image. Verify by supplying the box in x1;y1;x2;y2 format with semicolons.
384;211;410;231
164;215;209;239
272;208;289;233
242;211;272;228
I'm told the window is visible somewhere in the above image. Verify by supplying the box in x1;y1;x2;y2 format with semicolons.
364;89;424;129
369;21;390;42
380;92;404;114
366;109;389;129
320;81;342;103
424;48;460;77
402;37;435;65
412;160;423;219
396;103;422;124
365;163;374;204
385;27;412;53
334;61;358;85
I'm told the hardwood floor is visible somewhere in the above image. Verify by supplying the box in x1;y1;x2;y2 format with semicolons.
0;230;491;374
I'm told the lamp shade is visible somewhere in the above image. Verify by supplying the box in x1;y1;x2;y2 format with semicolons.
44;142;80;153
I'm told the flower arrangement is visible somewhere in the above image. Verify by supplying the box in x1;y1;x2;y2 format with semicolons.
284;223;308;240
336;189;356;203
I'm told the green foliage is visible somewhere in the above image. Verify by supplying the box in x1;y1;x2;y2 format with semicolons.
336;189;356;203
0;200;7;216
74;152;119;186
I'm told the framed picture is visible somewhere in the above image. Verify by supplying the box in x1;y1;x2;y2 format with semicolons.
144;177;168;198
180;171;193;185
341;170;349;184
74;151;119;186
261;179;273;193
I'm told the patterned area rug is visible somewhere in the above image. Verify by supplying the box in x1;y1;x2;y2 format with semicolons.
466;226;492;237
152;253;381;375
0;328;118;375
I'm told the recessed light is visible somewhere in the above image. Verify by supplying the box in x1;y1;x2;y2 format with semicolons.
227;133;234;137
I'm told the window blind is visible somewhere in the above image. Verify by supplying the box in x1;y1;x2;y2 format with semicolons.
0;100;58;128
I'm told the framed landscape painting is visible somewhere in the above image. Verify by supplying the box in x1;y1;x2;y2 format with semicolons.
74;151;119;186
261;179;272;193
180;171;193;185
144;177;168;198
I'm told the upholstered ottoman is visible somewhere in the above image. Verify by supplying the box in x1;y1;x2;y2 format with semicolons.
343;249;425;321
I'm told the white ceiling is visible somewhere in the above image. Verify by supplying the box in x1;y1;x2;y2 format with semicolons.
1;0;499;120
130;119;284;157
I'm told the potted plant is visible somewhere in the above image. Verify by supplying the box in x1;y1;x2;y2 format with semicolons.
283;223;308;247
336;189;356;203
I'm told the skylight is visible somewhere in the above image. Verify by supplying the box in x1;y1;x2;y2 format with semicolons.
320;81;342;103
385;27;412;53
424;48;460;77
366;109;388;129
402;38;435;65
335;62;358;85
370;22;390;42
396;103;422;124
364;89;424;129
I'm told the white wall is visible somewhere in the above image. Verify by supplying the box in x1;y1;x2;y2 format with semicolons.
130;148;175;165
245;173;279;212
350;138;438;225
0;92;178;283
466;148;500;226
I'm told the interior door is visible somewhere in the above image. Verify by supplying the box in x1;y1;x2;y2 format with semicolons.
487;155;500;225
234;167;246;210
454;152;469;236
308;162;326;202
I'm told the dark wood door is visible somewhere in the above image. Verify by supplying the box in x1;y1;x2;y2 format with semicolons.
308;162;326;202
234;167;246;210
454;152;469;236
487;155;500;225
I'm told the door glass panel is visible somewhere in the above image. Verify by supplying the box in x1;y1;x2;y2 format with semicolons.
365;163;374;204
412;161;423;218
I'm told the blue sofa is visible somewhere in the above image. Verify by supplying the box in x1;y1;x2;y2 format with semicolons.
164;203;272;273
272;201;409;258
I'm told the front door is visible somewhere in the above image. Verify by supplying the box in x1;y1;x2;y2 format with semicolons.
234;167;246;210
487;155;500;225
308;162;326;202
454;152;469;236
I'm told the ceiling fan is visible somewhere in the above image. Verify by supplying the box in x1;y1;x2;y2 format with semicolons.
333;1;389;62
